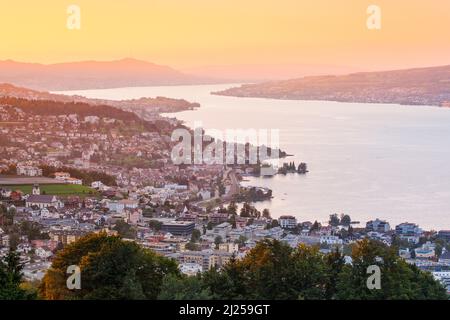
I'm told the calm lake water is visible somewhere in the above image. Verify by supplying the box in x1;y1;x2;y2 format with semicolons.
58;84;450;230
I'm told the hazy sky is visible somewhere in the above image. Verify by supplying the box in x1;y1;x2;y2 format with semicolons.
1;0;449;70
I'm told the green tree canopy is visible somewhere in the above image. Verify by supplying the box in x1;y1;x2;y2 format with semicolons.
0;250;33;300
39;233;179;300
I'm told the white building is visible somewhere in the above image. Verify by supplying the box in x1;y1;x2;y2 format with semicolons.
17;165;42;177
26;195;62;209
179;262;203;276
320;235;343;245
278;215;297;229
107;199;139;213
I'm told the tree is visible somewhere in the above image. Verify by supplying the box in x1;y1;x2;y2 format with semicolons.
227;202;237;215
335;239;447;300
228;214;237;229
39;233;179;300
0;250;32;299
176;239;448;300
191;229;201;243
329;214;340;227
234;235;248;248
149;220;163;231
113;220;137;239
214;236;223;249
266;219;279;229
340;214;351;226
240;203;251;218
0;204;14;227
185;242;199;251
158;274;213;300
262;208;271;219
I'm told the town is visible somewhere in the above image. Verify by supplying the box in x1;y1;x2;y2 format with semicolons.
0;93;449;297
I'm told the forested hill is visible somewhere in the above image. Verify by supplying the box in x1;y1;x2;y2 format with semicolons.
0;82;200;114
215;65;450;107
0;96;140;122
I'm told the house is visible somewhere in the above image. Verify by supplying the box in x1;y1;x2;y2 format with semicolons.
437;230;450;242
320;235;343;245
40;207;60;219
209;222;232;239
92;181;109;190
26;195;62;209
0;188;12;198
209;213;229;224
395;222;422;244
126;209;142;225
54;172;82;185
54;172;70;180
439;250;450;264
107;199;139;213
433;271;450;294
366;219;390;233
278;215;297;229
179;262;203;276
65;177;83;185
197;189;211;200
35;247;53;259
218;242;239;253
399;248;411;259
414;242;435;259
178;250;233;271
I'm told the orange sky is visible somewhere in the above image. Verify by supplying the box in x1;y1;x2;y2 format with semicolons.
1;0;449;70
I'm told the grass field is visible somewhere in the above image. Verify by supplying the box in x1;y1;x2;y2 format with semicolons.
1;184;98;197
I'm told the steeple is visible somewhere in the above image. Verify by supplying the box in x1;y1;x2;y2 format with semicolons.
32;183;40;195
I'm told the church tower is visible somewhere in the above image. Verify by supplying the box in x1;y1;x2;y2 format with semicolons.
32;184;40;195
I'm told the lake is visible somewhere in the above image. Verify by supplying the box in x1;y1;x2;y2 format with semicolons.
58;84;450;230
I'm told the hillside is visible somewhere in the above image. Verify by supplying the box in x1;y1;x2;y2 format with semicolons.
214;65;450;107
0;58;214;90
0;83;200;115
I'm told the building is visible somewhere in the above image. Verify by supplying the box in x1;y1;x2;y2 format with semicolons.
49;230;85;245
209;222;232;239
178;250;233;271
439;250;450;264
395;222;422;243
278;215;297;229
107;199;139;213
161;221;195;236
437;230;450;242
26;195;62;209
209;213;229;224
17;165;42;177
54;172;82;185
179;262;203;276
433;271;450;294
366;219;390;233
414;242;435;259
32;184;40;195
54;172;70;180
218;242;239;254
320;235;343;245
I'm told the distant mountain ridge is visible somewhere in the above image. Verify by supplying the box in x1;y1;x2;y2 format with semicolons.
214;65;450;107
0;58;217;91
